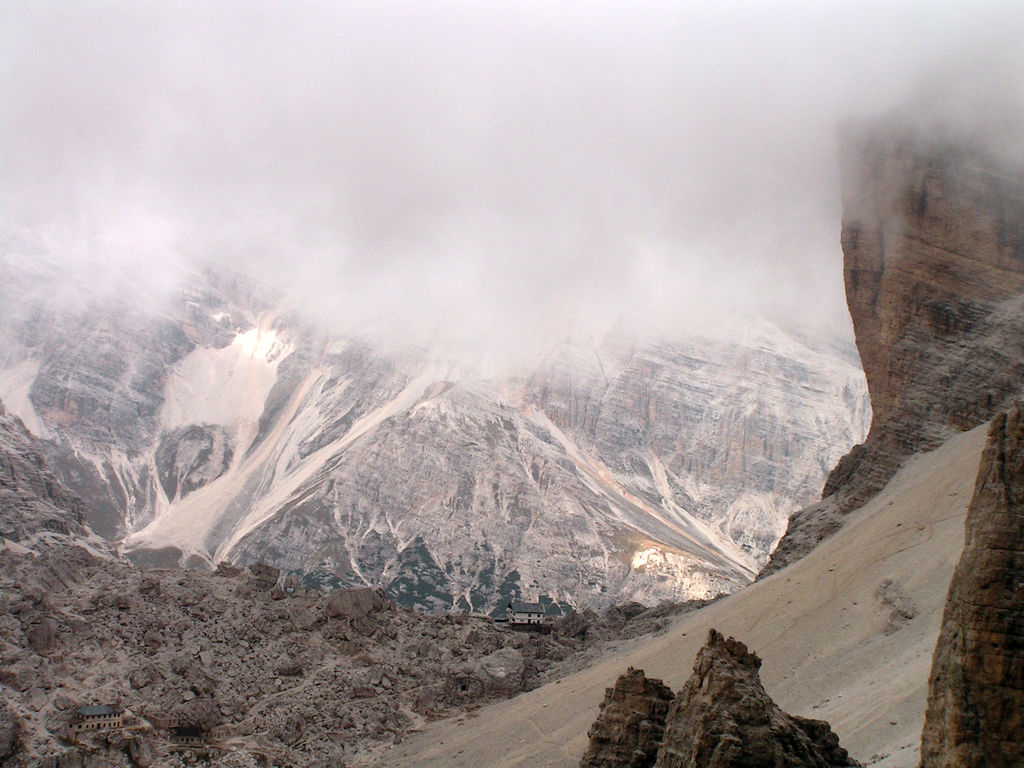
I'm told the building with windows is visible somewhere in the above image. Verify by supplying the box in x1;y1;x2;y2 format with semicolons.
170;726;205;747
507;600;545;625
70;705;123;732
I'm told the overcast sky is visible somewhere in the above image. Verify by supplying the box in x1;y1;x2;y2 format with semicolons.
3;1;1023;366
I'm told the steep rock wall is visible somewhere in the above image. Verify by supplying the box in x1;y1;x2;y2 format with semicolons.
919;403;1024;768
0;400;89;544
766;122;1024;574
0;260;867;610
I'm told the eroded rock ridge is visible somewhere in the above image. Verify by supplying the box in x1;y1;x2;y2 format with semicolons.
579;667;674;768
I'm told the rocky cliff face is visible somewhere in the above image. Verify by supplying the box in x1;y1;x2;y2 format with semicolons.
0;258;867;611
919;403;1024;768
766;122;1024;574
652;630;858;768
579;667;674;768
0;400;91;546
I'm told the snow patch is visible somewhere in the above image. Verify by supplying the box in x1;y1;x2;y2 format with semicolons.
161;324;291;454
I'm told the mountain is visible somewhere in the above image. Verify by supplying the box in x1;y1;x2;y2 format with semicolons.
4;119;1021;768
0;258;867;612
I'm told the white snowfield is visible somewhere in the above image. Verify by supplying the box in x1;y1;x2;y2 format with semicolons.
375;423;988;768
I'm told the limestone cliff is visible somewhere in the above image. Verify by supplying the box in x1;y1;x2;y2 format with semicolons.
919;403;1024;767
766;121;1024;574
0;257;867;611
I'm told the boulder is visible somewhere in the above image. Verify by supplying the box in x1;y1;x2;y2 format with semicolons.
876;579;916;636
324;587;385;620
248;562;280;589
123;735;155;768
477;647;525;694
0;704;21;763
0;662;36;692
28;618;58;656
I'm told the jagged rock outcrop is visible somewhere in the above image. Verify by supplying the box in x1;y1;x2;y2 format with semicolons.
579;667;675;768
766;121;1024;575
919;403;1024;767
653;629;858;768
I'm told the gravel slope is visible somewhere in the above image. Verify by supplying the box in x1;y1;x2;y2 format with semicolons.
378;423;988;768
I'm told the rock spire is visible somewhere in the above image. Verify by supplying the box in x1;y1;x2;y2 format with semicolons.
579;667;675;768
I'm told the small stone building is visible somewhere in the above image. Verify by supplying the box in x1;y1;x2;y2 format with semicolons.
170;725;205;746
507;601;545;625
71;705;124;732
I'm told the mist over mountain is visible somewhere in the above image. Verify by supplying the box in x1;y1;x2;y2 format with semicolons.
4;1;1022;370
5;3;1024;768
0;260;869;611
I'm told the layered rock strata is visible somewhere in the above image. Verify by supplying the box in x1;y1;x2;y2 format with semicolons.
0;255;868;610
766;121;1024;575
653;629;858;768
919;403;1024;767
0;400;90;545
579;667;675;768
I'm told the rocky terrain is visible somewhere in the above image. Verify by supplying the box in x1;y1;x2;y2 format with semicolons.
0;247;868;611
0;546;589;767
0;399;712;768
0;542;702;768
765;121;1024;574
919;403;1024;767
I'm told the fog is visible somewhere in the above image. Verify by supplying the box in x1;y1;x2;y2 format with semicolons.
3;1;1023;368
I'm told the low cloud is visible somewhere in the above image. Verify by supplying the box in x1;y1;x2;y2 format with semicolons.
3;0;1022;367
